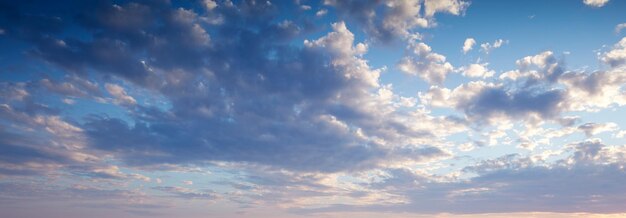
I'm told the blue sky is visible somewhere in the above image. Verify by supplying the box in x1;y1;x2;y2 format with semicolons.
1;0;626;217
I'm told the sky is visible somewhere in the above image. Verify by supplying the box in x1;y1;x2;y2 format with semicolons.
1;0;626;217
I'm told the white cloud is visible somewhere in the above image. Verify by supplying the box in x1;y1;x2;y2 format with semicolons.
316;9;328;17
560;69;626;111
305;22;380;87
203;0;218;11
105;83;137;105
601;37;626;67
381;0;429;37
461;63;495;78
423;0;470;17
398;40;454;84
480;39;507;54
583;0;609;7
462;38;475;54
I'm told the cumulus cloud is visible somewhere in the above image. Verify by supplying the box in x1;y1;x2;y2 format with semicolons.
602;37;626;67
423;0;470;17
299;138;626;214
460;63;495;78
3;0;626;217
325;0;468;41
398;40;454;84
73;17;448;173
583;0;609;7
203;0;218;11
420;81;564;123
462;37;475;54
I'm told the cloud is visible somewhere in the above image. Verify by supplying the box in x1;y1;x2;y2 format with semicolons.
2;1;626;216
316;9;328;17
577;122;618;137
153;186;218;200
423;0;470;17
325;0;468;42
515;50;564;82
420;80;564;123
602;37;626;67
583;0;609;7
105;83;137;105
480;39;507;54
462;38;475;54
460;63;495;78
72;18;448;173
398;40;454;84
560;68;626;111
203;0;218;11
0;82;29;101
298;139;626;214
40;76;101;98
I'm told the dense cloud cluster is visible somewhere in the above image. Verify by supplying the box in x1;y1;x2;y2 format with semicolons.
0;0;625;217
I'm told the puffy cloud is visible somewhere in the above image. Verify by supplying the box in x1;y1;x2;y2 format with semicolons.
300;139;626;214
514;50;564;82
462;37;475;54
398;40;454;84
325;0;467;41
560;69;626;111
460;63;495;78
71;17;450;173
380;0;429;37
420;81;564;123
3;0;626;216
423;0;470;17
602;37;626;67
203;0;218;11
583;0;609;7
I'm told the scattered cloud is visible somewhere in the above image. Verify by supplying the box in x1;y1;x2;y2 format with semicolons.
1;1;625;217
398;40;454;84
462;38;476;54
583;0;610;7
480;39;508;54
